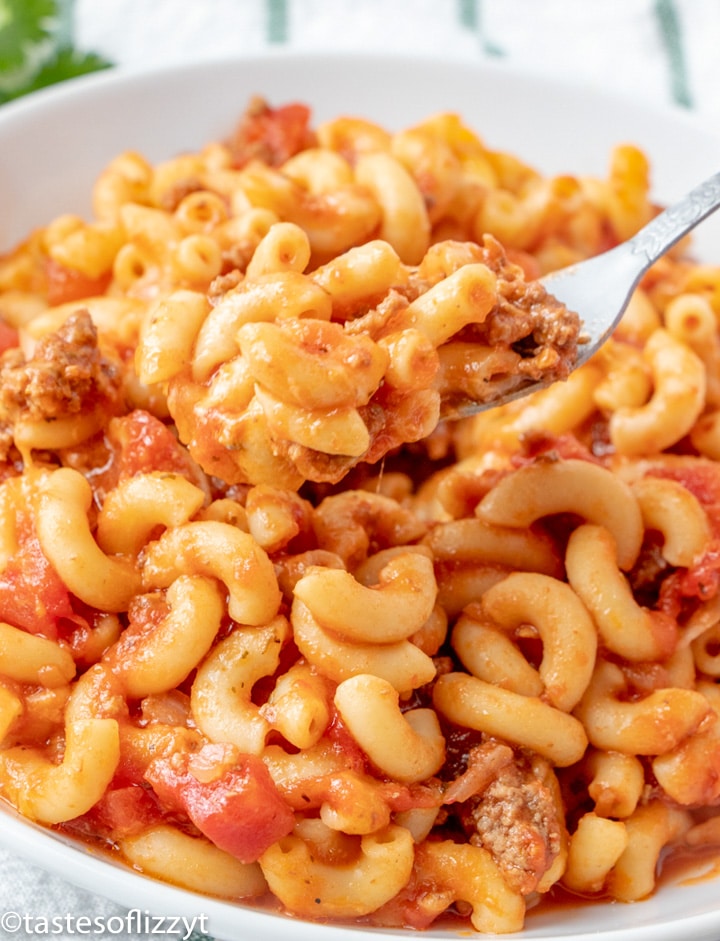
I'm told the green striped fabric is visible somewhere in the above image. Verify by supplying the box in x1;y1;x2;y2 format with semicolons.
252;0;695;111
654;0;693;107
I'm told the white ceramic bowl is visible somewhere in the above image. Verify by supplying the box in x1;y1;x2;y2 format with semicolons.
1;52;720;941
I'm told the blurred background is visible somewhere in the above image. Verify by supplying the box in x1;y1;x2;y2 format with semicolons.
0;0;718;122
73;0;720;117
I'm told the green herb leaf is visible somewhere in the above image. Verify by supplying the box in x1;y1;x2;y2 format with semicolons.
0;0;112;104
0;46;112;103
0;0;67;80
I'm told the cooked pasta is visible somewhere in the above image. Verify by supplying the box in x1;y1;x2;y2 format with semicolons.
1;96;720;935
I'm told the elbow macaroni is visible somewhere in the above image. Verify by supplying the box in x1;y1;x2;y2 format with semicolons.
0;97;719;935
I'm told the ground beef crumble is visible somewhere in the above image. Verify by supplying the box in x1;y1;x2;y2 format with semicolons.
452;743;564;895
0;309;123;457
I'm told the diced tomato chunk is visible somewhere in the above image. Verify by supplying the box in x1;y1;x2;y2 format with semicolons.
229;100;315;168
145;747;295;863
109;409;201;480
0;521;74;638
86;785;163;839
85;410;203;505
647;464;720;511
659;544;720;616
370;879;445;932
45;257;112;306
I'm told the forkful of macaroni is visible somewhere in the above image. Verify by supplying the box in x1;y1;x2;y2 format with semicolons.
143;164;720;489
443;167;720;420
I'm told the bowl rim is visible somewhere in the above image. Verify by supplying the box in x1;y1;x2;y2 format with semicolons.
1;49;720;941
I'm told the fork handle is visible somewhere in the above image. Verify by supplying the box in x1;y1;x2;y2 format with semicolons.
630;169;720;264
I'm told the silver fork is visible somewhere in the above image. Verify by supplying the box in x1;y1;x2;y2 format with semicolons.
451;168;720;417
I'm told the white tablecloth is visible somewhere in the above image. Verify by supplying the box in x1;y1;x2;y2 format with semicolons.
1;1;720;938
